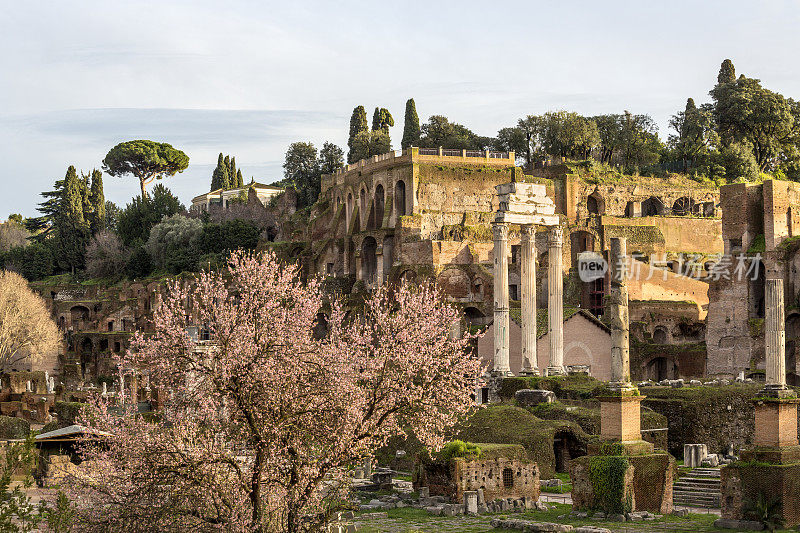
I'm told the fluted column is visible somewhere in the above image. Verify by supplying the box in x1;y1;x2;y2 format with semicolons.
520;225;538;375
493;223;511;374
764;278;787;390
609;237;632;389
547;226;564;375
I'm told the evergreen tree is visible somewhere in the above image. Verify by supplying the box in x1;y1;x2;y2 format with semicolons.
228;157;237;187
222;156;232;189
211;153;230;191
718;59;736;85
347;106;369;163
372;107;394;134
89;169;106;234
319;142;345;175
401;98;421;149
54;166;90;273
235;168;244;188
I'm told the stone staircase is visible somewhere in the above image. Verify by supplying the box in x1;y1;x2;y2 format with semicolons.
673;467;721;508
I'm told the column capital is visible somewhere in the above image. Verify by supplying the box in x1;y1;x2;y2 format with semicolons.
520;224;534;239
493;222;509;240
547;225;563;247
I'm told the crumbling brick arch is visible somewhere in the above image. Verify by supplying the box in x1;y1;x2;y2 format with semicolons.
586;189;605;216
69;305;91;330
671;196;695;216
641;196;664;217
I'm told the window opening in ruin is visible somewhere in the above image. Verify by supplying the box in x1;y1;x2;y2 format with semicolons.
326;263;334;275
511;245;520;264
502;468;514;489
750;259;765;319
509;284;518;301
641;197;663;217
588;278;605;317
653;327;668;344
395;180;407;217
672;197;695;216
361;237;377;283
374;184;385;227
113;342;121;353
108;321;114;332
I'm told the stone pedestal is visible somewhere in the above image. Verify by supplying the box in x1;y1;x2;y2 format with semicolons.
753;398;799;448
598;395;652;448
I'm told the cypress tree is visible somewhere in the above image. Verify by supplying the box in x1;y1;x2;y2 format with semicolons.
56;166;89;273
347;106;369;163
235;168;244;188
718;59;736;85
211;153;230;191
228;156;237;187
401;98;421;149
89;169;106;233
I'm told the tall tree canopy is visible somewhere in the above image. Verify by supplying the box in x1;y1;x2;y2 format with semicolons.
319;142;344;175
371;107;394;134
401;98;420;149
0;270;59;371
103;140;189;198
283;142;321;208
65;251;478;532
116;184;184;247
347;106;369;163
669;98;717;172
88;169;106;234
418;115;492;150
210;153;230;191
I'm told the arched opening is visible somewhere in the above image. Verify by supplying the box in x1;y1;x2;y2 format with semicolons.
359;188;367;230
374;184;385;228
641;196;663;217
70;305;90;330
653;326;668;345
347;239;356;277
399;269;416;283
646;356;678;381
382;235;393;278
361;237;377;283
749;259;765;319
672;197;695;216
624;201;636;217
464;307;485;327
586;192;603;215
553;431;586;473
346;193;353;229
395;180;407;217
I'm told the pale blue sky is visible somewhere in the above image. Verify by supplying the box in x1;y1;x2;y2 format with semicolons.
1;0;799;217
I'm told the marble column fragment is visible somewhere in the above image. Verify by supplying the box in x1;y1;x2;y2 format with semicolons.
493;223;511;374
547;226;564;375
520;225;538;374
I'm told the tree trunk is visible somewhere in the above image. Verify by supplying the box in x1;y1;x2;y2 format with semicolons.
250;445;264;532
140;178;148;199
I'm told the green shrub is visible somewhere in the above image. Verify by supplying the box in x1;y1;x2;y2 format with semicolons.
0;416;30;439
53;402;86;426
438;440;481;463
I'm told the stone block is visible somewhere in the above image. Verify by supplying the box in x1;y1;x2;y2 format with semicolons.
721;461;800;527
599;395;644;442
464;490;478;514
514;388;556;406
713;518;764;530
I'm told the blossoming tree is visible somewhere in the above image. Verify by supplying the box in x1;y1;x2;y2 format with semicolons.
65;251;480;532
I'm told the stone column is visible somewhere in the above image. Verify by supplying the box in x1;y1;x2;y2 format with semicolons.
375;244;384;286
547;226;564;375
493;223;511;375
520;225;538;374
764;278;788;392
608;237;632;388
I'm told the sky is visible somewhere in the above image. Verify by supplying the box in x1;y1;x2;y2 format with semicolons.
1;0;800;218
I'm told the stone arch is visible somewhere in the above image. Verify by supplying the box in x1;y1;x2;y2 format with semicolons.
646;356;678;381
641;196;663;217
374;184;385;228
346;192;353;229
395;180;407;217
672;196;695;216
70;305;90;330
586;190;604;216
398;269;417;283
361;236;377;282
653;326;668;344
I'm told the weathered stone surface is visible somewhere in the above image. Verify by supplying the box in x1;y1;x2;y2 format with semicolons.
713;518;764;530
515;389;556;406
684;443;708;468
